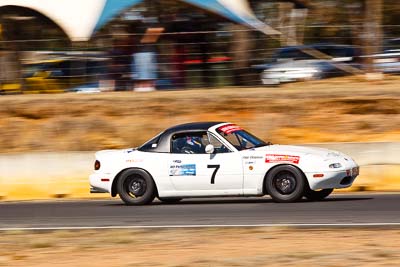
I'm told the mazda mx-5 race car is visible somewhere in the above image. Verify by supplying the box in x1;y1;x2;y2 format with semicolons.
89;122;359;205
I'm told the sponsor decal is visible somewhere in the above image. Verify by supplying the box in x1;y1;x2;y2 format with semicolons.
243;156;263;160
265;154;300;164
126;159;144;163
218;124;243;134
169;164;196;176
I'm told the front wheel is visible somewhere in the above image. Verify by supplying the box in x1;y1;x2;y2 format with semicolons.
304;188;333;201
265;165;306;203
117;169;156;205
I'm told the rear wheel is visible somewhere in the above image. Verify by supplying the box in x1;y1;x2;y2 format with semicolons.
117;169;156;205
304;188;333;201
265;165;306;203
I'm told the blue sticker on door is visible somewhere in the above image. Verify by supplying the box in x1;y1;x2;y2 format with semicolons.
169;164;196;176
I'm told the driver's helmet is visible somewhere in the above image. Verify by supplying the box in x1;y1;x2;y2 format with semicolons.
186;136;203;152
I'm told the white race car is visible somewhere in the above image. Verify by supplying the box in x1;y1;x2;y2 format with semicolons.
89;122;359;205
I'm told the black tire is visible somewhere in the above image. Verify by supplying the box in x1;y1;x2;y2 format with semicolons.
265;165;306;203
304;188;333;201
158;197;182;204
117;169;156;205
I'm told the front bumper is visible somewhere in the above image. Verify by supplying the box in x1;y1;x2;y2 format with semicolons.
306;166;360;190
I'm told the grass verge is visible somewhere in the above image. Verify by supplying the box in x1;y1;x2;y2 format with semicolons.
0;227;399;266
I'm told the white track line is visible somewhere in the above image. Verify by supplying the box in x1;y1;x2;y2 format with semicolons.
1;223;400;231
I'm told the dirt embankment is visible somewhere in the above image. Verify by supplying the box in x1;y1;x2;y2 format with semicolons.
1;76;400;153
1;228;399;266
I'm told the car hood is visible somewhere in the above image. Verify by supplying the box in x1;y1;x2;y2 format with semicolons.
254;144;340;158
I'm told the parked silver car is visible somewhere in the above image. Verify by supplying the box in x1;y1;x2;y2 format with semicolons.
253;44;361;85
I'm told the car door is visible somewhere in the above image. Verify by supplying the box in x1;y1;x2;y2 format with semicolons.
168;131;243;196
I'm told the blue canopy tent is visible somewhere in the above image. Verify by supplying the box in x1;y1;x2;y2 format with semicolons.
0;0;280;40
95;0;143;32
180;0;280;35
94;0;281;36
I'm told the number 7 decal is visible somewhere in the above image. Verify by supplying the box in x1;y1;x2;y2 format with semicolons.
207;164;220;184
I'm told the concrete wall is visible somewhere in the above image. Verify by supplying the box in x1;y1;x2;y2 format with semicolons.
0;142;399;200
307;142;400;166
0;152;94;200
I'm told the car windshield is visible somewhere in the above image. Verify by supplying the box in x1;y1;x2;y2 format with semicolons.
216;124;268;151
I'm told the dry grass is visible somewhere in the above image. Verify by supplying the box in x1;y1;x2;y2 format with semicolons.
0;228;399;266
1;76;400;152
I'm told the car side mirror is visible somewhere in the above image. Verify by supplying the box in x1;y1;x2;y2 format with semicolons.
205;144;215;154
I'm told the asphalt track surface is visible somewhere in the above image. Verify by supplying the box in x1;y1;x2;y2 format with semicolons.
0;193;399;230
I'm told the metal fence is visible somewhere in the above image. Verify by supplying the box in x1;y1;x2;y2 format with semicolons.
1;25;399;93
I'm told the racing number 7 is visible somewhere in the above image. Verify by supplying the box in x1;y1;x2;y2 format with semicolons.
207;165;220;184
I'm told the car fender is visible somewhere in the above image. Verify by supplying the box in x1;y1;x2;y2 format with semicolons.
260;163;308;194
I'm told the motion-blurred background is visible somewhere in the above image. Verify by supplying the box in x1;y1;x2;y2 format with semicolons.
1;3;400;266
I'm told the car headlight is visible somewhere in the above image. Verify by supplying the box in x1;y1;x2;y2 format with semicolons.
329;163;342;169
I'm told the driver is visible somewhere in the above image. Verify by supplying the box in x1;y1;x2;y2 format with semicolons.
182;136;203;154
